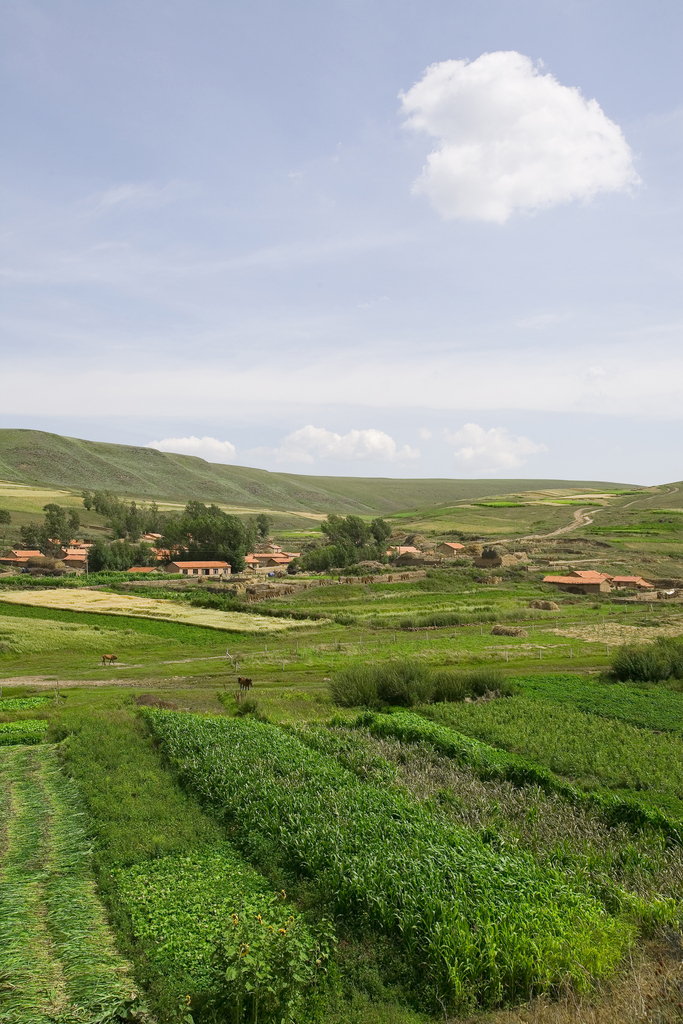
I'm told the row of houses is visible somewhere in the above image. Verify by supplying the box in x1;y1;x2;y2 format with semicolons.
0;541;93;570
542;570;653;595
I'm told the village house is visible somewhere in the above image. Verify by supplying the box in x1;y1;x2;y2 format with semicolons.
611;575;654;590
387;545;421;557
0;548;42;567
126;566;159;574
435;542;465;556
542;570;613;594
244;550;300;571
164;560;230;576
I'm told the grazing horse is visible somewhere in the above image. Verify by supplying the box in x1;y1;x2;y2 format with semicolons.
238;676;253;693
101;654;118;666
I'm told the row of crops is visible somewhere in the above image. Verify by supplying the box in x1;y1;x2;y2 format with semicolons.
142;709;678;1013
0;744;138;1023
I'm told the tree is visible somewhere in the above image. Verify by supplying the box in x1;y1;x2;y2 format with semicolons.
42;504;71;552
20;523;42;549
0;510;10;526
159;502;255;573
81;491;93;511
255;513;273;540
370;518;391;545
68;510;80;535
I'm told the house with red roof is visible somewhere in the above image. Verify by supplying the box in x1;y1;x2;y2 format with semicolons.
165;560;231;576
542;569;613;594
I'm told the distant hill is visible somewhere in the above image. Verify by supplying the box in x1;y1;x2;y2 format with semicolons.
0;429;633;514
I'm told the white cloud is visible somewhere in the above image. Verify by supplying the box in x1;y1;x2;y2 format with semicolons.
445;423;547;474
400;51;639;223
418;428;433;440
147;436;237;462
264;425;420;464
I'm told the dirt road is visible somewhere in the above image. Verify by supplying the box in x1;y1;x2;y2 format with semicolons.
521;506;602;541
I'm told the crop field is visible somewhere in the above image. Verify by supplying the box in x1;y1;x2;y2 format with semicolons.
0;589;315;634
426;698;683;817
144;709;663;1014
0;744;138;1023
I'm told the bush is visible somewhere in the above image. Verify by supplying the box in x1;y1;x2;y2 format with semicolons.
610;637;683;683
330;661;509;709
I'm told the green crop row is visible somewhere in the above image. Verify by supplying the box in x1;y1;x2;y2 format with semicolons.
516;675;683;734
425;698;683;815
113;846;327;1024
144;709;639;1013
356;710;683;844
0;719;48;745
54;710;324;1022
0;744;139;1023
0;694;50;711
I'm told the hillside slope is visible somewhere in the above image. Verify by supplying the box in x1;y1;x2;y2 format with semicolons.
0;429;631;514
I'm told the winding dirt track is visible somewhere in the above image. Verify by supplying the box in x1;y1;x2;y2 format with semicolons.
521;506;603;541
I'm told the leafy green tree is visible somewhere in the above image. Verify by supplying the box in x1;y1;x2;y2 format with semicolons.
255;512;273;540
42;504;71;552
81;490;93;511
160;502;254;572
0;510;10;526
88;539;155;572
20;522;42;549
68;509;80;535
370;517;391;545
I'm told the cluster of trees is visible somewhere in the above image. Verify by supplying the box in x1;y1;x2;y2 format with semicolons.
87;539;157;572
296;515;391;572
20;504;81;555
159;501;256;573
82;491;164;542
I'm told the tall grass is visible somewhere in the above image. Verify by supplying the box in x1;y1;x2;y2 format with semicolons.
144;709;636;1012
610;637;683;683
329;659;509;708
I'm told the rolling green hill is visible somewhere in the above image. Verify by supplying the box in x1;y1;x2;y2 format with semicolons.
0;429;632;514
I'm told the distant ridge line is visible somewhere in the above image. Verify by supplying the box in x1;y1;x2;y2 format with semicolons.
0;428;636;515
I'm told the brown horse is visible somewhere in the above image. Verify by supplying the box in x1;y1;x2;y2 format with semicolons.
238;676;253;693
101;654;118;666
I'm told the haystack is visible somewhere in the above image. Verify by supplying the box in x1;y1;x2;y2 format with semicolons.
491;624;528;637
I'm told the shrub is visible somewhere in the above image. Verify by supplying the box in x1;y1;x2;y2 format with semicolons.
330;661;509;709
610;637;683;684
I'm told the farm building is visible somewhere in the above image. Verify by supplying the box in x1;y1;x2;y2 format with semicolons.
126;566;159;574
245;551;299;570
543;570;612;594
0;548;42;567
436;542;465;556
611;575;654;590
165;560;230;576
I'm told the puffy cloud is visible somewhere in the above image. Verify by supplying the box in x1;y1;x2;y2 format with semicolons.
446;423;546;474
147;435;236;462
266;425;420;464
418;428;433;440
400;51;639;222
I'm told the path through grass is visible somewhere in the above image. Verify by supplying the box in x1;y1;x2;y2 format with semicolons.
0;744;139;1023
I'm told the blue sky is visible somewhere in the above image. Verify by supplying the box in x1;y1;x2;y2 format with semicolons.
2;0;682;483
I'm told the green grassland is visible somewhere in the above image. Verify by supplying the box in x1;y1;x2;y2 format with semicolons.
0;428;631;515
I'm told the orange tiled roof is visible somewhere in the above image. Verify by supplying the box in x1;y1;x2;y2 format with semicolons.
167;560;229;568
612;576;654;587
543;574;608;585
